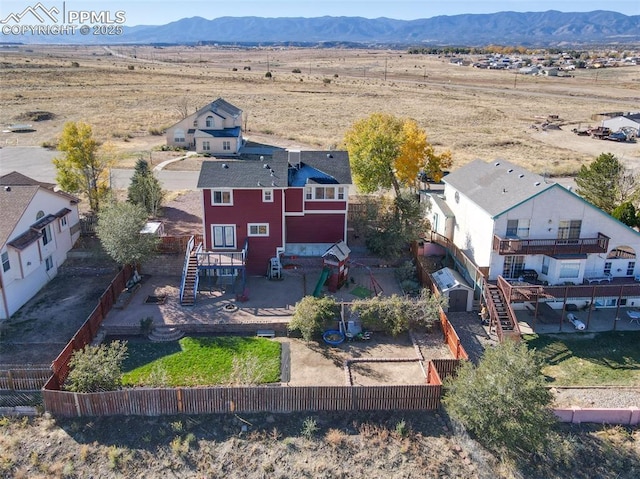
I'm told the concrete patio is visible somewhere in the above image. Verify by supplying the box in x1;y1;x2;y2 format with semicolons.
101;265;404;335
514;306;640;334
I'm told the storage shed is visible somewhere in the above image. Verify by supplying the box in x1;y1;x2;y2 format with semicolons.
430;267;474;312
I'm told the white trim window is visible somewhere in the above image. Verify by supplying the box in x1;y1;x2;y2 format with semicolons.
559;261;580;279
60;216;67;229
202;141;211;151
223;140;231;151
45;255;54;272
42;224;52;246
262;189;273;203
248;223;269;237
305;186;346;201
211;189;233;205
212;225;236;248
206;115;214;127
1;251;10;272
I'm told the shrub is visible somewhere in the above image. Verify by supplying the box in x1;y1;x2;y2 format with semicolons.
148;127;164;136
288;296;339;341
71;61;79;67
443;340;556;456
65;341;128;393
265;71;272;78
301;417;319;439
127;65;134;70
139;317;153;335
292;68;302;73
323;78;332;84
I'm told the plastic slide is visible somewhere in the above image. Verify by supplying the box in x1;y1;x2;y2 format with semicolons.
313;267;332;297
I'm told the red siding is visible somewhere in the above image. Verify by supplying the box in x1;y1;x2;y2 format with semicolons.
304;200;347;211
286;214;346;243
285;188;303;213
202;189;284;275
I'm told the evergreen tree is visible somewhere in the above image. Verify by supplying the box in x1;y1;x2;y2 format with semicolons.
128;159;164;217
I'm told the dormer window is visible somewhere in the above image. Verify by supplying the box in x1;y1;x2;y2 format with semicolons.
206;115;214;128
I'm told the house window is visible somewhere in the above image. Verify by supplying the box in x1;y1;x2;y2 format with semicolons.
211;189;232;205
309;186;338;200
506;219;529;238
627;261;636;276
248;223;269;237
202;141;211;151
557;220;581;241
262;189;273;202
503;255;525;279
223;141;231;151
559;261;580;279
45;256;53;272
174;129;185;143
206;116;214;127
1;251;10;272
36;211;44;220
193;119;198;127
604;262;612;275
212;225;235;248
541;256;549;275
60;216;67;228
42;225;52;246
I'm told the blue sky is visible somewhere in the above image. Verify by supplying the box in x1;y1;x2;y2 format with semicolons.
2;1;639;26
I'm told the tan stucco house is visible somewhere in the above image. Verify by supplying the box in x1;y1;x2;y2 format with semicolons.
165;98;243;155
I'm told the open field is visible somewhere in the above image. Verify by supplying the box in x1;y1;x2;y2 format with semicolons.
1;44;639;175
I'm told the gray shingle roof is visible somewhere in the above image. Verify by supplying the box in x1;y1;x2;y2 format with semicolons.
195;98;242;119
0;185;39;249
197;157;289;189
443;159;555;218
198;151;352;189
0;171;55;189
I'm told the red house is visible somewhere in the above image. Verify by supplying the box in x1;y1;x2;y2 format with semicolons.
195;150;352;278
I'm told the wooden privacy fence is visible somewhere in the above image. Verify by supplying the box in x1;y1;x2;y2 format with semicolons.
43;383;443;418
157;234;203;254
0;366;51;391
47;264;133;390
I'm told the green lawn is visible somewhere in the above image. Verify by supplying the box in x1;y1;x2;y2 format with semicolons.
121;336;281;387
524;331;640;387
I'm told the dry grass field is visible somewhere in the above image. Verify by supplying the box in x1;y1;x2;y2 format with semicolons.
1;44;639;175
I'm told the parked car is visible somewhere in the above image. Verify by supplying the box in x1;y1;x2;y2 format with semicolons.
606;131;627;142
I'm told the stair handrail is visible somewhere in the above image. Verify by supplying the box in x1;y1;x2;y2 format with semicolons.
180;236;195;304
496;276;522;337
192;242;203;304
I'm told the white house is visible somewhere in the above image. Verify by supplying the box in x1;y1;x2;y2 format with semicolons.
0;172;80;320
165;98;243;155
425;160;640;288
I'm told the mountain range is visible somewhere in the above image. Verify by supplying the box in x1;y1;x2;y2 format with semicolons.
5;10;640;46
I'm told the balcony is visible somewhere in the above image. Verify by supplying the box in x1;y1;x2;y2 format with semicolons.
492;232;609;256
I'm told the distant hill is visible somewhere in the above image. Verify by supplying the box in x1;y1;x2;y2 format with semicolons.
5;10;640;46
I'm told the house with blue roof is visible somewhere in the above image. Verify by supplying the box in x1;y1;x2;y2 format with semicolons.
192;150;351;280
165;98;243;155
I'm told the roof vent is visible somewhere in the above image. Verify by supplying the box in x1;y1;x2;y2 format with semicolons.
507;168;513;173
271;181;277;187
257;181;262;187
263;163;269;169
222;163;228;169
518;174;525;178
4;186;10;192
502;188;507;193
494;162;501;166
327;153;333;158
260;156;265;161
534;181;541;186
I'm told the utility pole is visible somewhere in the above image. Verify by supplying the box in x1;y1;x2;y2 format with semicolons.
384;57;387;81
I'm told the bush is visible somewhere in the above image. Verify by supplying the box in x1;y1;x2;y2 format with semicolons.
288;296;339;341
71;61;79;67
127;65;134;70
292;68;302;73
265;71;272;78
301;417;319;439
65;341;128;393
323;78;332;84
148;127;164;136
443;340;556;456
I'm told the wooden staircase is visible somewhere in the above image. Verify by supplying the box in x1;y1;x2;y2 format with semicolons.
485;283;521;341
180;237;202;306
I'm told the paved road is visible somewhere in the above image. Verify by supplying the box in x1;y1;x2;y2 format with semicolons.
1;147;199;190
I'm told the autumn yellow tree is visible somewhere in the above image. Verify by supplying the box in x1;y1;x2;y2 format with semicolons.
344;113;452;196
53;121;112;212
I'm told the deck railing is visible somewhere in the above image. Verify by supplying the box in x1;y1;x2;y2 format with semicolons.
492;232;609;255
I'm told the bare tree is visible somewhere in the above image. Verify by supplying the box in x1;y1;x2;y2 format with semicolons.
175;97;191;119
